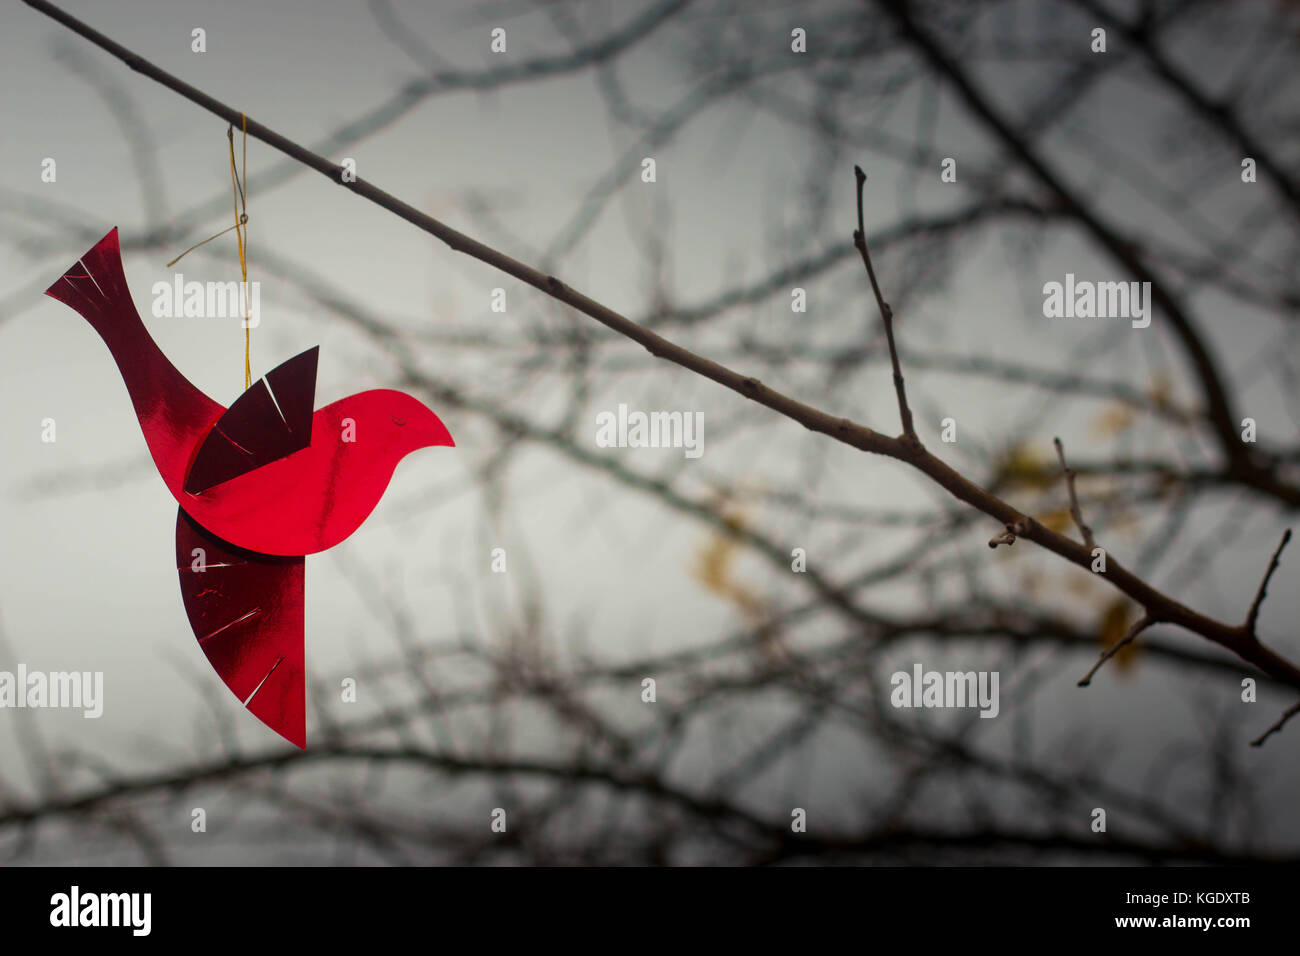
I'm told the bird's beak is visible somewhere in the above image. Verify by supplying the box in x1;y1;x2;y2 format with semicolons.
404;405;455;452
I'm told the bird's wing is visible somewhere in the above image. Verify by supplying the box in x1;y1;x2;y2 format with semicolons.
175;507;306;748
184;346;319;494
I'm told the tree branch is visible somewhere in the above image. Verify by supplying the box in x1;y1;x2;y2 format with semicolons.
1252;700;1300;749
1078;614;1155;687
1070;0;1300;225
1053;437;1096;550
1244;529;1291;637
854;165;916;440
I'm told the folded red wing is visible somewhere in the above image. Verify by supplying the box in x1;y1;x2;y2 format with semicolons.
175;508;305;747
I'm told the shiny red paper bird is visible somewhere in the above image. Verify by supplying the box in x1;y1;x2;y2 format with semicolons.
45;228;454;747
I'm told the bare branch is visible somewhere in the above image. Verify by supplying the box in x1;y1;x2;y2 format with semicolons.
1245;529;1292;637
988;519;1029;549
853;165;916;441
1070;0;1300;224
1078;614;1156;687
1053;437;1096;549
1252;700;1300;748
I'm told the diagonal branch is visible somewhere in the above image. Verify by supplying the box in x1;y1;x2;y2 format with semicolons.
1078;614;1155;687
1244;528;1296;744
1070;0;1300;226
1244;529;1292;637
1252;700;1300;749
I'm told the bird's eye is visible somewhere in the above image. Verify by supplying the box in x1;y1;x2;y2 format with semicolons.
391;415;406;426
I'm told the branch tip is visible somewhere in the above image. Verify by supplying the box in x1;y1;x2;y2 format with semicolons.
1078;614;1155;687
1251;698;1300;747
1053;436;1095;549
1244;528;1292;636
988;520;1028;548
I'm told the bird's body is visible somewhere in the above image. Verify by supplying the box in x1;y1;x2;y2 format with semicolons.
45;227;454;746
178;386;449;556
47;228;452;556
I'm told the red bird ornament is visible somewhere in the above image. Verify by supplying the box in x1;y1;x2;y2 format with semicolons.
45;228;454;747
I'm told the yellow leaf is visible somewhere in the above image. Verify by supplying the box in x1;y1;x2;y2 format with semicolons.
1066;572;1098;598
1039;507;1073;534
1098;599;1141;675
994;443;1056;490
1145;373;1174;413
1090;403;1135;438
691;502;764;620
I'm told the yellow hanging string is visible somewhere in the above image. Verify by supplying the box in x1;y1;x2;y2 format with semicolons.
227;115;251;390
166;117;253;390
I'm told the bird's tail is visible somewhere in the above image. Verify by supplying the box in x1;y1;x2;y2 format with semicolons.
44;227;144;352
42;227;225;497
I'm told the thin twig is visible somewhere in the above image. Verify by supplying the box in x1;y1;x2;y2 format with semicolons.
1053;437;1096;549
988;519;1028;549
853;165;916;440
1244;528;1291;636
1251;699;1300;748
1078;614;1155;687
